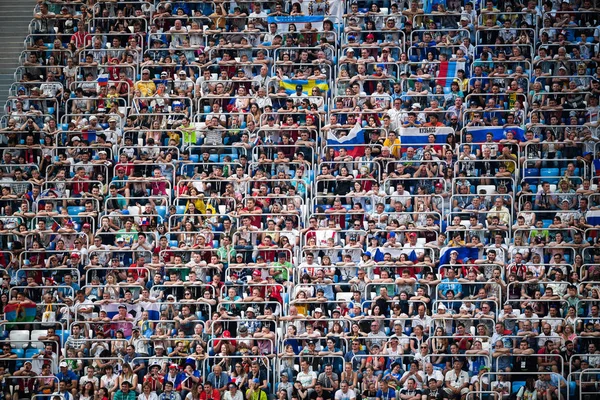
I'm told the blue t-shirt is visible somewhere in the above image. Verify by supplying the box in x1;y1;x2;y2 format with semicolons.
56;370;77;384
376;388;396;400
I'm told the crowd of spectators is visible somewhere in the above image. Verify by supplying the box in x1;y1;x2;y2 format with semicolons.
0;1;600;400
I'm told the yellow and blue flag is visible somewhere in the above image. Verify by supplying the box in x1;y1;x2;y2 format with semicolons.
280;79;329;96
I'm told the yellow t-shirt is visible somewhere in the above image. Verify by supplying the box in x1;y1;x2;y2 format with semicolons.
383;137;401;158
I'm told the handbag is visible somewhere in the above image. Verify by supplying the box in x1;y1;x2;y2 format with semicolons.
42;304;56;325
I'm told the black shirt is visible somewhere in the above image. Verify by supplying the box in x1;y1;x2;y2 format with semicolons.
310;390;332;400
422;388;443;400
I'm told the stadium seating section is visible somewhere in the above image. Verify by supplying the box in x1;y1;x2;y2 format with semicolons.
0;0;599;400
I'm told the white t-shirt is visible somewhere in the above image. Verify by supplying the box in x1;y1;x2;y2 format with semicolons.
425;370;444;385
80;376;99;389
101;374;118;391
140;393;159;400
296;370;316;388
334;389;356;400
400;371;425;389
445;369;469;388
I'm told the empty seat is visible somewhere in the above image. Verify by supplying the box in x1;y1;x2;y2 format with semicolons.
336;292;353;301
540;168;560;184
25;348;39;359
9;330;30;349
67;206;85;215
55;330;70;346
523;168;539;184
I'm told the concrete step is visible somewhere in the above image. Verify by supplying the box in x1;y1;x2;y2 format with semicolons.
0;74;16;111
0;13;33;18
0;20;33;25
0;19;33;24
0;0;43;117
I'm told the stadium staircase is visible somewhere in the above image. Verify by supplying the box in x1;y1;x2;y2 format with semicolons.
0;0;38;110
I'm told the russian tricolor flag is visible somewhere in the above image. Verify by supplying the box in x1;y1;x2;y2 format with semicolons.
465;126;526;142
104;302;161;321
436;61;465;88
327;122;365;157
97;74;109;87
399;126;453;145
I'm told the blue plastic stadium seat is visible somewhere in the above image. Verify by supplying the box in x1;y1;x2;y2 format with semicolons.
13;348;24;368
190;154;199;163
155;206;167;222
542;219;552;228
512;381;525;394
55;330;70;345
540;168;560;184
67;206;85;215
524;168;539;185
25;348;39;358
524;168;539;177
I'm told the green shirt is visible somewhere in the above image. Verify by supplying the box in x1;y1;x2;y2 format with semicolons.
181;123;197;146
217;245;236;263
114;390;137;400
271;261;292;281
116;228;139;245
